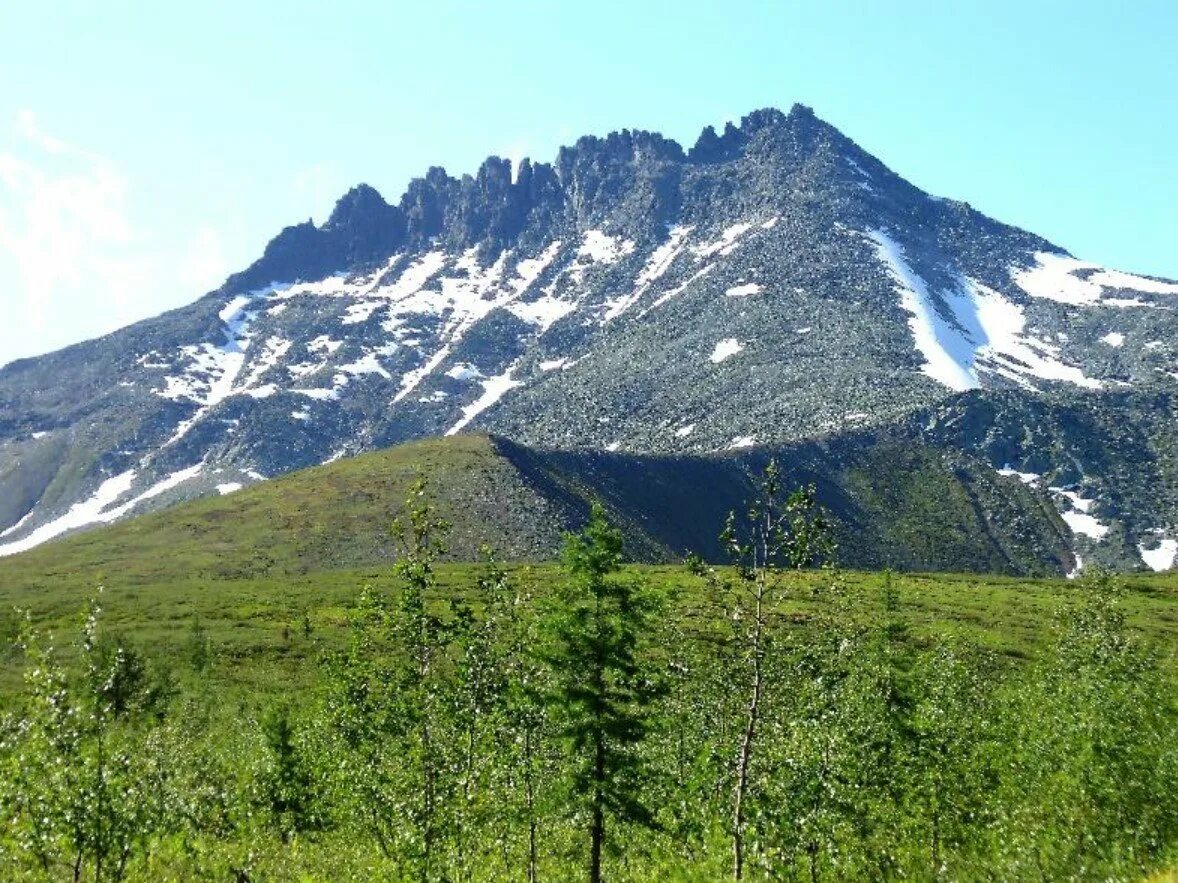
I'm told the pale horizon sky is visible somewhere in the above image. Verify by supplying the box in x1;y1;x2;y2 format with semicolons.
1;0;1176;368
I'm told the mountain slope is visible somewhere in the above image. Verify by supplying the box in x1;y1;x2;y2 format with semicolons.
0;433;1076;586
1;105;1175;571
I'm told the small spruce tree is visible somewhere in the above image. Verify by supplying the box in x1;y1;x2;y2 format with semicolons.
545;503;666;883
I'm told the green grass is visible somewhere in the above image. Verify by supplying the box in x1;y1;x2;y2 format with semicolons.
1;429;1173;701
2;561;1175;702
0;435;579;585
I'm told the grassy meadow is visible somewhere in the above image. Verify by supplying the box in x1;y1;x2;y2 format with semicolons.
0;473;1175;881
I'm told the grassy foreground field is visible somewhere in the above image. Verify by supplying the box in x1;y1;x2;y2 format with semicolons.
0;471;1175;881
1;563;1176;700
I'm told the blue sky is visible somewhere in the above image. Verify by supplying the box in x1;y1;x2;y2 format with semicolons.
1;0;1175;367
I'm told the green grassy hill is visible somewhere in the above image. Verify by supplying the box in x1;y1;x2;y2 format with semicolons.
1;430;1171;700
0;432;1077;598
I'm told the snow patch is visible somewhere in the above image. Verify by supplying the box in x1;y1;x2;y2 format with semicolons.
216;482;243;495
99;464;204;523
1012;252;1178;305
968;281;1103;389
728;436;756;450
866;229;1103;391
158;293;270;445
1138;534;1177;572
0;509;37;539
846;156;870;179
0;470;138;556
693;223;752;259
644;264;715;313
507;295;577;330
308;336;343;355
867;228;976;391
602;226;694;321
341;300;383;325
997;467;1041;486
710;338;744;364
674;424;695;438
446;363;484;382
1100;332;1125;347
388;249;533;403
510;241;562;295
725;282;763;297
539;358;569;372
445;363;523;435
577;230;635;266
339;352;392;379
637;226;693;287
1051;487;1110;540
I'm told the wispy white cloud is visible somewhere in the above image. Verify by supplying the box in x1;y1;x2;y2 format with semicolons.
13;109;75;156
0;112;229;367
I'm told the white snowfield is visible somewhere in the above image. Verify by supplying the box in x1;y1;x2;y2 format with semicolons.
577;229;635;265
1012;251;1178;306
1138;533;1177;572
445;363;484;381
693;222;754;259
602;225;693;321
446;363;523;436
0;471;136;556
867;229;1106;392
0;463;206;557
1051;487;1110;540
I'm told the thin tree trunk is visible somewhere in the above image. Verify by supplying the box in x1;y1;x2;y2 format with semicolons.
589;574;606;883
590;732;605;883
421;736;435;883
525;726;538;883
418;625;435;883
96;716;106;883
732;579;766;880
931;805;941;878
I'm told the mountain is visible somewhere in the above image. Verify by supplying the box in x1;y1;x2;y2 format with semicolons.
1;105;1176;573
0;433;1076;585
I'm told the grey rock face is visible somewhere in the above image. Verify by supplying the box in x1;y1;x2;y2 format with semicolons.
2;104;1176;572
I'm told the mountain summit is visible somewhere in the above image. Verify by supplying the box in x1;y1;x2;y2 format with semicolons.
2;106;1176;572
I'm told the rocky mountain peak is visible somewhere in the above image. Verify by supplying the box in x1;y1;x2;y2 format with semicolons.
325;183;393;229
4;105;1177;574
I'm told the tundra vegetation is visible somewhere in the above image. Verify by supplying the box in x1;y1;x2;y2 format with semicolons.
0;468;1175;881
